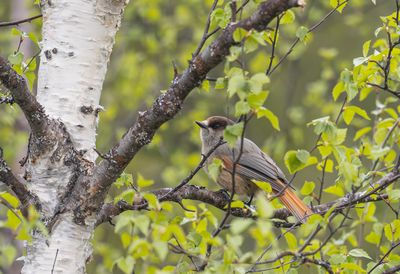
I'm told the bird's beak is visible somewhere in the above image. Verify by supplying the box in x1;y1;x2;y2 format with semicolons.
195;121;207;129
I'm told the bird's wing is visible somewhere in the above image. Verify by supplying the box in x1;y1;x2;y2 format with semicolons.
218;138;289;192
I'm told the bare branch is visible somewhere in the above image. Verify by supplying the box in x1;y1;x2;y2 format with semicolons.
383;264;400;274
96;185;254;226
0;14;42;28
0;148;40;213
192;0;219;57
96;168;400;227
0;56;48;136
368;241;400;274
269;0;348;75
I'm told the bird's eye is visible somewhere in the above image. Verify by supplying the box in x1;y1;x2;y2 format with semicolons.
210;123;221;129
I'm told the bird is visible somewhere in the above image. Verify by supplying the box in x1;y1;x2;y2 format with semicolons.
196;116;313;223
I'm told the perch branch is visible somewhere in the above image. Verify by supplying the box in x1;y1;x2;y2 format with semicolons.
96;167;399;226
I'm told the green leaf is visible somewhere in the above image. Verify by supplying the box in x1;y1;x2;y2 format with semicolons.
0;192;19;208
233;28;247;42
235;100;251;116
351;106;370;120
280;10;295;24
296;149;310;164
329;254;346;265
284;232;298;250
115;173;133;188
360;87;373;101
153;241;168;260
227;74;246;97
384;223;395;241
308;116;335;136
324;185;344;197
329;0;348;13
1;245;17;265
249;73;270;93
5;210;21;230
113;189;135;204
354;127;372;141
225;200;245;209
341;262;366;273
343;106;370;125
363;40;371;57
387;189;400;201
346;82;358;101
143;193;160;210
348;248;372;260
300;181;315;196
210;8;231;29
224;122;244;146
248;91;269;109
137;173;154;188
134;215;150;235
343;108;355;125
296;26;309;42
8;52;24;65
365;231;380;245
257;107;280;131
284;150;317;174
115;212;133;233
340;70;358;101
252;180;272;193
215;77;225;89
11;28;22;36
332;81;345;101
353;57;368;67
28;32;39;46
208;158;223;181
227;46;241;62
115;256;135;274
230;219;253;234
249;31;267;46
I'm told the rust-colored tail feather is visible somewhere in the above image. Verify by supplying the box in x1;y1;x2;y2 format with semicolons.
278;188;313;223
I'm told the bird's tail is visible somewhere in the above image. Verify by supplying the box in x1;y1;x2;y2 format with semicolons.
277;188;313;223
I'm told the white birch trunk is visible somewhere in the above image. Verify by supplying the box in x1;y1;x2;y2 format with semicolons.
22;0;128;273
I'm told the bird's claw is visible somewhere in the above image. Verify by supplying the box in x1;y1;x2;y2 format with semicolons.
217;188;231;199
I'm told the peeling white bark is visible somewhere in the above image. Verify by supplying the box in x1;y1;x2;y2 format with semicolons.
37;0;126;162
23;214;95;274
22;0;128;273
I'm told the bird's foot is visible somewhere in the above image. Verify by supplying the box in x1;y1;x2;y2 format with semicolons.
245;194;254;207
216;188;231;200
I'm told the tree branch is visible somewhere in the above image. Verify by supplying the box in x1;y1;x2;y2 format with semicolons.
0;14;42;28
0;148;40;213
76;0;306;219
0;56;48;136
96;185;253;226
96;168;400;227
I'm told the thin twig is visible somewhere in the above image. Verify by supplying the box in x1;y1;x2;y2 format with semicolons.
368;241;400;273
159;138;226;201
266;15;281;75
51;249;59;274
269;0;349;75
192;0;219;57
0;14;42;27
